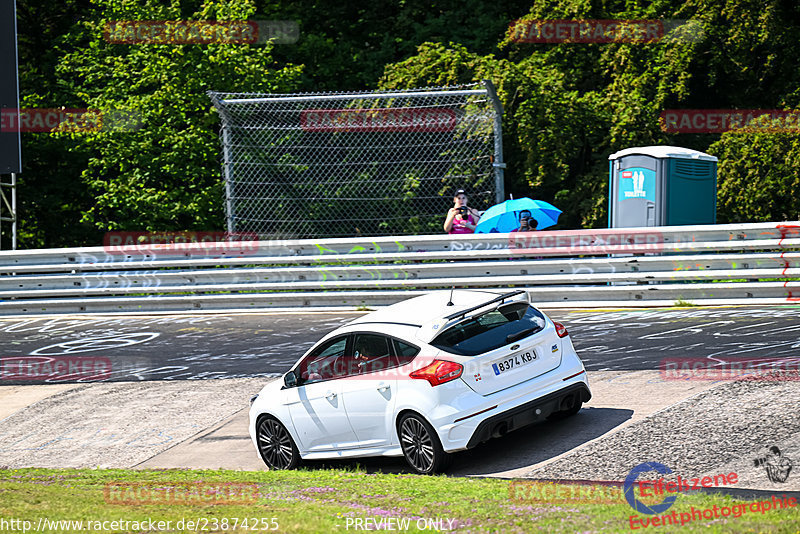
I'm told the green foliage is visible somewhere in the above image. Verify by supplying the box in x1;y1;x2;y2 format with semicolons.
15;0;98;248
11;0;532;247
51;0;302;234
258;0;532;90
11;0;800;248
381;0;800;228
709;121;800;222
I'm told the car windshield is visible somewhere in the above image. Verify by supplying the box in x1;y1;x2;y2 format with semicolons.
430;302;546;356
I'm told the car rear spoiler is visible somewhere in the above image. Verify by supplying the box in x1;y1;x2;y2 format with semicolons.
443;290;529;322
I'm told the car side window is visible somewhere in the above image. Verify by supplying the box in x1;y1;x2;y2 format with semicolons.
393;339;420;366
298;336;348;384
350;333;393;376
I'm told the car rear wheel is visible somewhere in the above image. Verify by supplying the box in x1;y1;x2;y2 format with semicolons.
398;413;451;474
256;415;301;470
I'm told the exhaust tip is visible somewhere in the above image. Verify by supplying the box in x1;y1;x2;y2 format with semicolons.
491;422;508;438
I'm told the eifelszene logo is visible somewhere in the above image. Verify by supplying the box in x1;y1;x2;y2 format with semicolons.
624;461;739;519
754;446;793;483
624;462;678;515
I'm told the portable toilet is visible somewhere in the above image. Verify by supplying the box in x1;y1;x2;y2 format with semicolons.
608;146;718;228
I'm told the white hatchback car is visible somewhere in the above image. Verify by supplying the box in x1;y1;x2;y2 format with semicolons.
249;289;591;474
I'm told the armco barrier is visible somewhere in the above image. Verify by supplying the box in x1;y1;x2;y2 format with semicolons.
0;222;798;314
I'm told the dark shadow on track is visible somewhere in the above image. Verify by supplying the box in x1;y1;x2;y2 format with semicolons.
292;407;633;476
447;407;633;476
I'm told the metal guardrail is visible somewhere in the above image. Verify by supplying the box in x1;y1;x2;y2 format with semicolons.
0;222;798;314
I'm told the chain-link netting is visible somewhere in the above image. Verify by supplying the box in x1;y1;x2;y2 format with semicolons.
209;82;501;239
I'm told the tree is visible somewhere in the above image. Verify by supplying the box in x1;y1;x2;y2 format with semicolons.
13;0;800;247
48;0;302;236
257;0;532;90
710;122;800;222
381;0;800;227
14;0;98;248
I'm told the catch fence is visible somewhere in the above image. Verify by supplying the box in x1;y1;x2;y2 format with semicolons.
208;81;504;239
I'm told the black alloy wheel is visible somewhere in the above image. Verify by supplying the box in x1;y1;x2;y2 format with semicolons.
256;416;301;470
398;413;451;474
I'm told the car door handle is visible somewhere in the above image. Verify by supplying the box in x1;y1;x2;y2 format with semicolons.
325;391;337;400
377;384;390;392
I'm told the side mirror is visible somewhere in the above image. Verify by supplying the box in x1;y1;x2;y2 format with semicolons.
284;370;298;388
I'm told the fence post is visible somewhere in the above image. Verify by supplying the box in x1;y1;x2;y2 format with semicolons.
221;126;235;235
484;79;505;204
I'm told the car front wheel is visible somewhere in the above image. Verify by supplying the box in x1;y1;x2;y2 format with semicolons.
398;413;451;474
256;415;301;470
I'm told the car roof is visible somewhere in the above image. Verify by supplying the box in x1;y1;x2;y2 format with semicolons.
347;289;525;343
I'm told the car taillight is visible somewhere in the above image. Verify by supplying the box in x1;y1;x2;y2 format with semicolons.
409;360;463;386
554;322;569;338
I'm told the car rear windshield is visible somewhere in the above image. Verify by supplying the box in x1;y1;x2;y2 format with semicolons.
430;302;547;356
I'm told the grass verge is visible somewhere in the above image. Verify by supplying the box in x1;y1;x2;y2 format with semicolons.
1;468;799;533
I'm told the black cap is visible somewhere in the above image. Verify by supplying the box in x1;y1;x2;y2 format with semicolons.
453;189;466;197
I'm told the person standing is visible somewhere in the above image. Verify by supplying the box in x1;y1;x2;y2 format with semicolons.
444;189;481;234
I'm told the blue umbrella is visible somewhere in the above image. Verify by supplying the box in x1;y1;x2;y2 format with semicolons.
474;198;562;233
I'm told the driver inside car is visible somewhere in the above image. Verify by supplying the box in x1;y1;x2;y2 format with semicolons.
353;337;389;374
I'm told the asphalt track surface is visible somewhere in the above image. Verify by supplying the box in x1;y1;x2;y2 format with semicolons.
0;305;798;492
1;305;799;384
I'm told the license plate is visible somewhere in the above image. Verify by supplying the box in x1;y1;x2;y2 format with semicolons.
492;350;536;375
